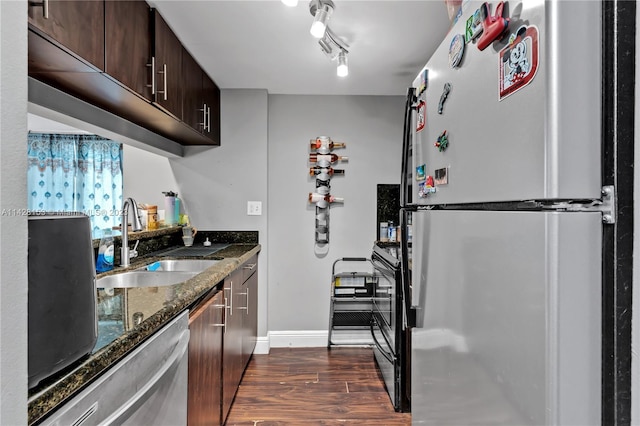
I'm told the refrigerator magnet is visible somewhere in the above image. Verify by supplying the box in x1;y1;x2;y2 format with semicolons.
416;100;426;132
465;8;483;43
416;164;426;181
476;1;510;51
434;130;449;152
499;25;539;101
434;167;449;185
418;181;436;198
449;34;465;68
438;83;452;114
418;69;429;95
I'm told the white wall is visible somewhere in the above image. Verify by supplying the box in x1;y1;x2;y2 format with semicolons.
0;1;28;424
267;95;404;337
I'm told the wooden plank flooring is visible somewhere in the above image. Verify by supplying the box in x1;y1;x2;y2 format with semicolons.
225;347;411;425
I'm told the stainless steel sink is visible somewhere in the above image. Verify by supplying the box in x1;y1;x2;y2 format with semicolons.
137;259;221;273
97;271;198;289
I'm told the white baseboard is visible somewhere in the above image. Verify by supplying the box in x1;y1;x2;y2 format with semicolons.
254;336;270;354
256;330;329;352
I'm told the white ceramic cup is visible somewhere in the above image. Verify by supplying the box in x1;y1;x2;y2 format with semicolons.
182;236;194;247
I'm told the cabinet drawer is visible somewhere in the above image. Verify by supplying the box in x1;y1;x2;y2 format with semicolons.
241;255;258;283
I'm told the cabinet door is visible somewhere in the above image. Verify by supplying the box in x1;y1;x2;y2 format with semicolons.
202;73;221;145
222;269;243;421
105;0;152;101
241;269;258;369
188;291;224;426
28;0;105;71
181;48;205;133
153;10;183;118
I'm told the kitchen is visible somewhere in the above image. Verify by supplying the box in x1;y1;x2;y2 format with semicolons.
0;1;638;425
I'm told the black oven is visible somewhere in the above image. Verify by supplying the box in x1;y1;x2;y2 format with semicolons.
371;244;410;412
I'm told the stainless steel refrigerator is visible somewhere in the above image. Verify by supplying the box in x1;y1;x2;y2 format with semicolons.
399;1;606;424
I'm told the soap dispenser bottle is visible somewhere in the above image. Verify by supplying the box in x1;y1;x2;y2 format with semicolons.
96;228;115;273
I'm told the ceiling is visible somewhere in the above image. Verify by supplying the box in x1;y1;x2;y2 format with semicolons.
147;0;452;96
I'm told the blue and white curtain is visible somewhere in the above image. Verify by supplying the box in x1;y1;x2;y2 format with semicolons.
27;133;123;236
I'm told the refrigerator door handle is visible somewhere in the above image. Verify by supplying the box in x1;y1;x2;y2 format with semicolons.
400;209;417;328
400;87;416;208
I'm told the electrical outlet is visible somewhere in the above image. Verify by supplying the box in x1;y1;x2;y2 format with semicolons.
247;201;262;216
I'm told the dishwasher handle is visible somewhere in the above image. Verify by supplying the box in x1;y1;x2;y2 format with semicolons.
100;329;190;425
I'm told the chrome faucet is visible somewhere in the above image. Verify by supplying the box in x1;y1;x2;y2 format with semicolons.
121;197;143;267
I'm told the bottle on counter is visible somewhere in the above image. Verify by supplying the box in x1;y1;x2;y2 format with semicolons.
308;153;348;164
309;167;345;177
96;228;115;273
308;192;344;204
310;138;346;152
379;222;389;242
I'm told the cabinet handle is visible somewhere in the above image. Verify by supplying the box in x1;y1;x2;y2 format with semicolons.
146;57;156;95
157;63;167;101
206;105;211;133
199;103;207;132
225;281;233;315
29;0;48;19
243;263;256;271
237;290;248;313
211;303;226;332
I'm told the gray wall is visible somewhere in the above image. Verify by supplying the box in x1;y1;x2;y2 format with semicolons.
0;1;28;424
169;90;269;339
267;95;403;334
123;144;179;211
128;93;404;344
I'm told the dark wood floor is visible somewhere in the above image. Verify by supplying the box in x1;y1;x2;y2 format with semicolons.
225;347;411;425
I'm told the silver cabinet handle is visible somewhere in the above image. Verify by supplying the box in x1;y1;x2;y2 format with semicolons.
146;57;156;95
237;290;248;314
206;105;211;132
29;0;48;18
199;103;207;132
211;302;226;332
224;281;233;315
157;63;167;101
243;263;256;270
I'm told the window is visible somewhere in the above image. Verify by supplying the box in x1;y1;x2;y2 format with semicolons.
27;133;123;236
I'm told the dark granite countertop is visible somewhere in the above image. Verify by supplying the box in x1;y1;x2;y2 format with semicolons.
27;242;260;425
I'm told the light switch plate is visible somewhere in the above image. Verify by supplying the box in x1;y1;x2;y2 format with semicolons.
247;201;262;216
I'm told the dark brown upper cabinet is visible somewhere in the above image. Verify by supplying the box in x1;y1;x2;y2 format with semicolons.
152;10;183;119
104;0;152;101
202;73;221;145
28;0;105;72
182;48;221;145
182;48;205;134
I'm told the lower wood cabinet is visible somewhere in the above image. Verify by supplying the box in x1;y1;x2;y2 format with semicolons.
189;257;259;425
188;290;224;426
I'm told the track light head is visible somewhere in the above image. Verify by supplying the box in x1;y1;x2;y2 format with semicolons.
309;0;334;39
337;50;348;77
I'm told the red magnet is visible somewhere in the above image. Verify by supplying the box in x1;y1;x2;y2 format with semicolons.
477;2;510;51
426;176;435;188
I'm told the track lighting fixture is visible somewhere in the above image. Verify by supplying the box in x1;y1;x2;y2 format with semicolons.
302;0;350;77
281;0;299;6
309;0;334;39
337;50;348;77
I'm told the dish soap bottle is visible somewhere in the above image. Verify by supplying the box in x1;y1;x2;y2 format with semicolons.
96;228;115;273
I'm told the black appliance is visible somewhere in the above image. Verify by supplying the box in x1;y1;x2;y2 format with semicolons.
370;244;410;412
28;213;98;389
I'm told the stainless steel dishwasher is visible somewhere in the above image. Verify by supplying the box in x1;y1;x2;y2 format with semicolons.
40;311;190;426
